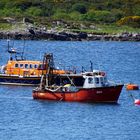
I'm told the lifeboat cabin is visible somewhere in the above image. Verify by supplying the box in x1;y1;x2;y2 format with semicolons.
0;60;66;77
0;60;67;86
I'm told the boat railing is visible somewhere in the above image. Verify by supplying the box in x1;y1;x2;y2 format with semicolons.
45;86;62;92
44;84;80;92
108;80;122;86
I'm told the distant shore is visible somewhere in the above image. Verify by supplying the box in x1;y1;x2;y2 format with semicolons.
0;30;140;41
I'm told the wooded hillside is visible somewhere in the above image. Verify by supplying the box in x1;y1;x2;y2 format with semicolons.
0;0;139;22
0;0;140;33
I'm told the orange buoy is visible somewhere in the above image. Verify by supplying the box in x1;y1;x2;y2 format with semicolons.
134;99;140;105
126;84;139;90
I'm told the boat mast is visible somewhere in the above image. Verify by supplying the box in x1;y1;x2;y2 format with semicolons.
6;35;25;61
90;61;93;72
46;53;55;86
40;53;55;89
21;39;26;60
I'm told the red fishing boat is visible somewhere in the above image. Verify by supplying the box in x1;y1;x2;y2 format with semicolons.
32;53;123;103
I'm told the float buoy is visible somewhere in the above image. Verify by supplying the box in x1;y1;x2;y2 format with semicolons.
126;84;139;90
134;99;140;105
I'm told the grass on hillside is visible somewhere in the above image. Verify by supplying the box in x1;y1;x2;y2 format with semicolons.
97;24;140;34
72;24;140;34
0;23;12;31
0;22;140;34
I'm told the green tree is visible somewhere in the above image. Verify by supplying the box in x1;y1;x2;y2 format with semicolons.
14;0;32;10
110;9;124;22
81;10;111;23
133;5;140;16
72;3;87;14
2;7;22;17
70;11;81;21
124;0;134;16
0;0;6;9
25;7;43;17
53;12;71;20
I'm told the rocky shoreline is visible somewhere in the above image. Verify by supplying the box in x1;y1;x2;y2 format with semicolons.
0;30;140;41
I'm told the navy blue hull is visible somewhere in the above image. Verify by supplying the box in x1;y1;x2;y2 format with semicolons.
0;75;41;86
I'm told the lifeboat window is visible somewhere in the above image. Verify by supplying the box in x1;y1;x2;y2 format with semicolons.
29;64;33;69
95;77;99;84
88;78;93;84
38;64;43;69
15;63;18;68
25;64;28;68
20;64;24;68
34;64;38;69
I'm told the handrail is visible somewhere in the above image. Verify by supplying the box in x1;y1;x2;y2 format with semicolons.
45;86;62;92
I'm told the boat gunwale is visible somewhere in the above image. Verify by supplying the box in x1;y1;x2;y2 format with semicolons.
33;84;124;93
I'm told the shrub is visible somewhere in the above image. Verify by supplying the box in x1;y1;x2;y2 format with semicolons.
14;0;32;10
81;10;111;23
52;12;71;20
117;16;140;27
111;9;124;21
25;7;43;17
133;5;140;16
72;3;87;14
2;8;22;17
70;12;81;21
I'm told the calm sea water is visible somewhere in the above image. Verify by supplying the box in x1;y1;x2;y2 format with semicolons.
0;40;140;140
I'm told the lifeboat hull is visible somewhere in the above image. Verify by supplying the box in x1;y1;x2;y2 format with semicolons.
33;85;123;103
0;74;41;86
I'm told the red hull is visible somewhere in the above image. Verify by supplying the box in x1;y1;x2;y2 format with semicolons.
33;85;123;103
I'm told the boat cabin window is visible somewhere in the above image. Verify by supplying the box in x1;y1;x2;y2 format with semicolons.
29;64;33;69
15;64;18;68
95;77;99;84
20;64;24;68
104;77;107;83
14;63;39;69
25;64;28;68
34;64;38;69
88;77;93;84
100;77;104;84
38;64;45;70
